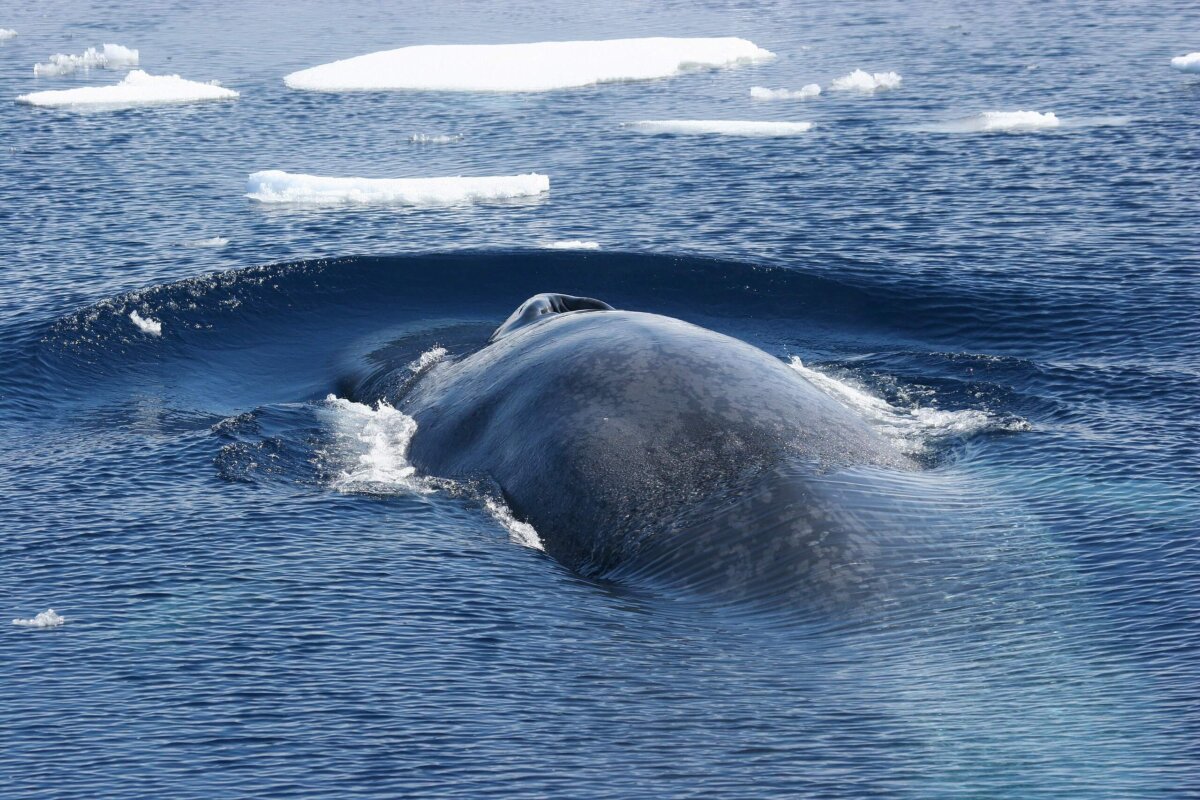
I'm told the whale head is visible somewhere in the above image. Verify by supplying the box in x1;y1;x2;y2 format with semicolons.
489;293;614;343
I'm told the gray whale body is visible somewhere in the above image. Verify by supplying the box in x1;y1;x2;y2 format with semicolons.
381;294;917;606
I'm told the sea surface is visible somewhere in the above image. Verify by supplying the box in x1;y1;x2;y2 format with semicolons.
2;2;1198;797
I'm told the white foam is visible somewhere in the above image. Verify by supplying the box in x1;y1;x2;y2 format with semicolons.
129;310;162;336
34;43;139;77
627;119;812;137
183;236;229;248
788;357;1028;454
324;395;430;494
284;37;774;93
409;133;462;144
542;239;600;250
13;609;65;628
246;170;550;206
830;69;902;92
17;70;238;108
1171;52;1200;73
750;84;820;100
0;29;17;41
484;498;545;551
408;346;447;373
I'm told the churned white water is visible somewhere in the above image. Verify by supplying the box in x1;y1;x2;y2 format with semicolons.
484;498;545;551
324;396;429;495
34;44;139;77
284;37;773;92
13;609;65;628
750;84;820;100
627;120;812;136
788;357;1027;453
830;69;902;92
129;310;162;336
246;170;550;206
17;70;238;108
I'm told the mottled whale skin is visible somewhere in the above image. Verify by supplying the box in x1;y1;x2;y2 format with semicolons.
385;294;915;603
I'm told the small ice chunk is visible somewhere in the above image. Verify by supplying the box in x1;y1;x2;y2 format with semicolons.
409;134;463;144
0;29;17;41
34;43;139;77
17;70;239;109
13;609;65;628
916;110;1063;134
627;119;812;137
1171;52;1200;73
184;236;229;247
284;37;774;93
830;69;902;92
129;309;162;336
542;240;600;250
245;170;550;206
750;84;820;100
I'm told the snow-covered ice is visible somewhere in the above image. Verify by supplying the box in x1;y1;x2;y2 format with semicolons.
246;170;550;205
129;310;162;336
0;29;17;41
34;44;139;77
542;240;600;250
830;69;902;92
750;84;820;100
284;37;774;92
17;70;238;108
409;134;463;144
1171;52;1200;73
627;119;812;137
13;609;66;628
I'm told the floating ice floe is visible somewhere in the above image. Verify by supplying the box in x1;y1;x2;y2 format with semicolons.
409;133;463;144
13;609;66;628
1171;52;1200;73
34;43;139;77
0;29;16;41
750;84;820;100
542;239;600;250
627;119;812;137
183;236;229;248
284;37;774;92
830;69;902;92
129;310;162;336
913;110;1130;134
16;70;239;109
788;357;1029;454
246;170;550;206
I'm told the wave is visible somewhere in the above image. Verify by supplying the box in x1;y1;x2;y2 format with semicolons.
283;37;773;92
626;120;813;137
17;70;238;109
34;43;138;77
788;357;1029;455
245;170;550;206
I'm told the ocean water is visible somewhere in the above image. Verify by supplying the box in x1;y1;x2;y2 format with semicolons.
2;2;1198;797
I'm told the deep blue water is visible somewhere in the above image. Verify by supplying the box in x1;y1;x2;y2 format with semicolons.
2;2;1199;797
